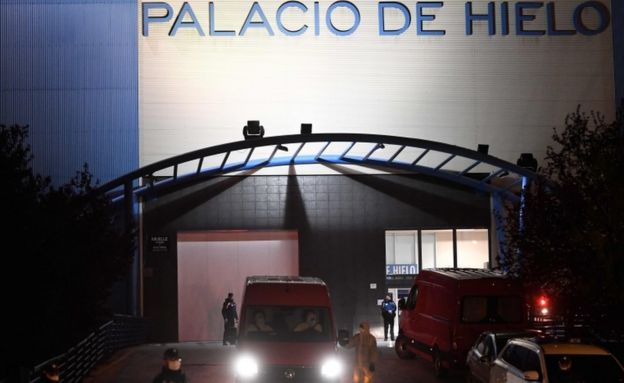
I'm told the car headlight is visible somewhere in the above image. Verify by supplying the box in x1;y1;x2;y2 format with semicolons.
234;354;259;379
321;357;343;379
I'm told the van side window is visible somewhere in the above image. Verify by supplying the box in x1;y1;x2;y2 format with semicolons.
406;285;418;310
461;295;524;323
462;296;487;322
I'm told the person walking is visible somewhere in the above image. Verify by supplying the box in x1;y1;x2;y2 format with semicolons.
152;348;188;383
346;321;379;383
381;294;397;341
221;292;238;345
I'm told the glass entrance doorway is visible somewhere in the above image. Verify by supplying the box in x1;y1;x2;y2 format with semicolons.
384;288;410;344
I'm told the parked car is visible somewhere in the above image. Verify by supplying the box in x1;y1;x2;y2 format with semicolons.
396;268;528;376
490;338;624;382
233;275;346;382
466;330;537;383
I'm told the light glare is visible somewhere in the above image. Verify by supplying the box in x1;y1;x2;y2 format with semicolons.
235;354;259;379
321;357;343;379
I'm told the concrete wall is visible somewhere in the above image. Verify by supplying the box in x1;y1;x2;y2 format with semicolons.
142;173;491;341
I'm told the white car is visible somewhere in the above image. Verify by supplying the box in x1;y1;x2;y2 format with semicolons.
466;331;536;383
489;338;624;382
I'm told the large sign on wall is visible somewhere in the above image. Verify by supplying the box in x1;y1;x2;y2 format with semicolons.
138;0;615;170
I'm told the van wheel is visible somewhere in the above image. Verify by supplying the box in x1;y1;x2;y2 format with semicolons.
394;335;415;359
433;347;447;377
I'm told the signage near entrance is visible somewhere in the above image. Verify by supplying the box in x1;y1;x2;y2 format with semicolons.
138;0;616;173
142;1;611;38
386;264;418;275
150;235;170;253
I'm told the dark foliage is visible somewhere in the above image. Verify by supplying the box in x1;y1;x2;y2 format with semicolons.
502;107;624;316
0;124;136;378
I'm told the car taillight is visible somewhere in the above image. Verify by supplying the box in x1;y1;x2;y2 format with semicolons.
536;295;550;315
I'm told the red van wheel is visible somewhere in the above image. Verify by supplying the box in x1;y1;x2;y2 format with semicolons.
433;347;447;377
394;335;415;359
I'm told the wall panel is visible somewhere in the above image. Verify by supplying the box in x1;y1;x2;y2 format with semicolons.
0;0;138;184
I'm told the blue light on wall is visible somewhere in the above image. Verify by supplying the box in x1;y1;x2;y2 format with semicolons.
0;0;138;185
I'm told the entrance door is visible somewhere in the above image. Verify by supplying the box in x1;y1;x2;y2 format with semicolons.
387;288;411;338
177;230;299;342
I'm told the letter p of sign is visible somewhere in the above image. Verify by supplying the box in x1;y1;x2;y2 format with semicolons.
143;2;174;36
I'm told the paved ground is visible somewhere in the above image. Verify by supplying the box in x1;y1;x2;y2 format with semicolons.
84;339;466;383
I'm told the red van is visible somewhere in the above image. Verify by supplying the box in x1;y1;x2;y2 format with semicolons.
233;275;345;382
395;268;527;376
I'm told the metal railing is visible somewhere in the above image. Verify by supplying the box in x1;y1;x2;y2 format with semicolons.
27;315;147;383
96;133;538;204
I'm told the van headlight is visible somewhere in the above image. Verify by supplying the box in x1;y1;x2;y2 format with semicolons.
234;354;259;379
321;357;343;379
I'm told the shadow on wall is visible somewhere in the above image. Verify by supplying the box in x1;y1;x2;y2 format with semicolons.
142;170;258;228
284;164;310;231
321;162;488;220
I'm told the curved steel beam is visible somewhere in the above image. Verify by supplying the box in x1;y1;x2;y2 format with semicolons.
97;133;537;203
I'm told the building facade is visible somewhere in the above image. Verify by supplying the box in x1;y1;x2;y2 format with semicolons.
1;0;622;340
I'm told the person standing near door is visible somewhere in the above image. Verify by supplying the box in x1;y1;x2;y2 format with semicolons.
381;294;396;341
222;292;238;345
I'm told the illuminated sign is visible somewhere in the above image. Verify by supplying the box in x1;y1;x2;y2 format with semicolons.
150;235;170;253
386;264;419;275
142;1;610;37
138;0;615;172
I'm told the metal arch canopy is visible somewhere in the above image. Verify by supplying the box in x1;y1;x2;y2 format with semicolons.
97;133;537;203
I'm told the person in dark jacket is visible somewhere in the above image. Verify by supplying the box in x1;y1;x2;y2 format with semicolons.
381;294;397;341
152;348;188;383
222;292;238;345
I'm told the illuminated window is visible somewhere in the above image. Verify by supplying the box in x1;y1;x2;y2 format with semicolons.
385;231;419;277
385;228;489;277
421;229;453;268
456;229;489;268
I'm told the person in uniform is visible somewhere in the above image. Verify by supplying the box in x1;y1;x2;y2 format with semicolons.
221;292;238;345
152;348;188;383
380;295;397;341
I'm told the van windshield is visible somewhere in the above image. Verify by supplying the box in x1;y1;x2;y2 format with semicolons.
461;295;524;323
241;306;333;342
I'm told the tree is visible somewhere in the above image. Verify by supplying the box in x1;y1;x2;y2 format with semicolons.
0;124;136;378
502;106;624;321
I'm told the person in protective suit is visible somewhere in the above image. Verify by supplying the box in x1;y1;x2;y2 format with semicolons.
346;321;379;383
380;294;396;341
152;348;188;383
